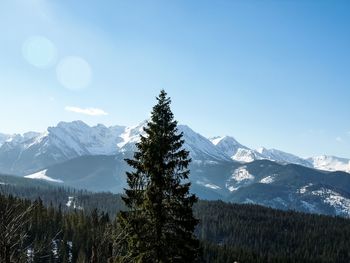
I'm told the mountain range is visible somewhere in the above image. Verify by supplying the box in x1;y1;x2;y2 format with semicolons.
1;120;348;174
1;120;350;217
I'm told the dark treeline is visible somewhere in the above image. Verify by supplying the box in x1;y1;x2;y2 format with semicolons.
196;201;350;263
1;187;350;262
0;179;126;216
0;193;113;262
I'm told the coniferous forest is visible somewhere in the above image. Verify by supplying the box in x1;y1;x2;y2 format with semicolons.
1;191;350;263
1;91;350;263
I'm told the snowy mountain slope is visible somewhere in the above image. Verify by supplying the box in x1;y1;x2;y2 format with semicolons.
118;120;147;152
210;136;246;156
179;125;231;161
24;169;63;183
0;133;10;147
209;135;348;173
0;121;125;175
49;121;125;156
210;136;311;166
256;147;313;167
226;160;350;217
118;122;231;161
0;132;40;147
0;121;232;175
20;155;350;217
0;120;350;175
25;155;129;192
210;136;265;163
308;155;350;173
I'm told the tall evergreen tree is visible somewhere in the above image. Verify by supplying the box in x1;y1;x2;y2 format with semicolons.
117;90;199;262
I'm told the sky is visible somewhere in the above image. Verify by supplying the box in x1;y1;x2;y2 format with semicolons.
0;0;350;158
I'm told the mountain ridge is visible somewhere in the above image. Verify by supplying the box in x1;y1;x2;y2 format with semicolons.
0;120;349;174
1;120;350;218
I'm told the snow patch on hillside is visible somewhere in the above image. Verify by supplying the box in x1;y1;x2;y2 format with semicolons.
311;188;350;216
226;167;255;192
117;121;146;149
308;155;350;173
260;175;275;184
232;167;255;182
66;196;83;210
232;148;263;163
24;170;63;183
196;180;221;190
297;183;313;194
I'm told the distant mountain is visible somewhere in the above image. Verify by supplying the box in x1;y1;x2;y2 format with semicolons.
308;155;350;173
0;121;125;175
256;147;313;167
1;120;350;218
227;160;350;217
24;154;129;193
22;155;350;217
179;126;230;162
0;133;9;147
210;136;314;168
210;136;263;162
0;121;233;175
1;121;349;175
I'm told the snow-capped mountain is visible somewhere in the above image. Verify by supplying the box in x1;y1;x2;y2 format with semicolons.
0;132;40;147
0;133;10;147
209;136;313;167
2;120;350;218
0;121;125;175
47;121;125;156
117;120;147;152
256;147;313;168
308;155;350;173
179;126;231;162
210;136;264;162
210;136;245;156
0;121;231;175
0;120;349;175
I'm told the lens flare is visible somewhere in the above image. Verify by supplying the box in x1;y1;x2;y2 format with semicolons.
56;56;92;90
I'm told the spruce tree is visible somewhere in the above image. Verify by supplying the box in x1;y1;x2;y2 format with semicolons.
117;90;199;262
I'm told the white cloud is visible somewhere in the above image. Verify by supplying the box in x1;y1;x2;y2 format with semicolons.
65;106;108;116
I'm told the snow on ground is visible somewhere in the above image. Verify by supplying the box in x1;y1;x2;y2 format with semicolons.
260;175;275;184
210;136;225;146
309;155;350;173
117;121;146;148
226;167;255;192
311;188;350;216
231;148;264;163
24;170;63;183
196;180;221;190
297;183;313;194
66;196;74;207
231;167;255;182
227;185;239;192
66;196;83;210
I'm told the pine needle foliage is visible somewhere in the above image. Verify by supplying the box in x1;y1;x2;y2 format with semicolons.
117;90;199;263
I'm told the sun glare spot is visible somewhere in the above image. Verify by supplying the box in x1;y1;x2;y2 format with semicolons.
56;56;92;90
22;36;57;68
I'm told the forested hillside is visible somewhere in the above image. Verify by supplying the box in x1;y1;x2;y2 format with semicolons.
1;182;350;262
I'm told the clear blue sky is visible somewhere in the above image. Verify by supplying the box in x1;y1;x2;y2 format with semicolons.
0;0;349;158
